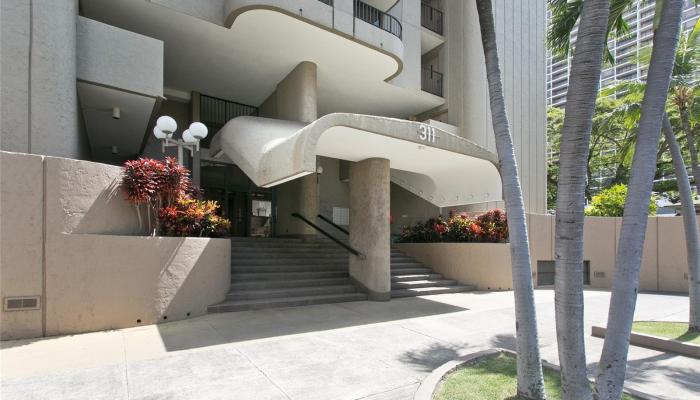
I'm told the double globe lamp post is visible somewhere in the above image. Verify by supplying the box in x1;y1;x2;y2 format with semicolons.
153;115;208;165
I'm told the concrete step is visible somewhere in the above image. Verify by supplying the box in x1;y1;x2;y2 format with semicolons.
390;262;425;268
391;285;476;298
231;247;348;258
231;242;341;249
232;252;348;260
231;264;348;273
231;258;348;266
391;273;444;282
390;267;433;275
390;256;416;262
232;270;349;281
226;285;358;301
208;292;368;313
391;279;459;289
230;277;352;291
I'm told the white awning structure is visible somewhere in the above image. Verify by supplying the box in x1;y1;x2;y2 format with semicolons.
210;113;502;207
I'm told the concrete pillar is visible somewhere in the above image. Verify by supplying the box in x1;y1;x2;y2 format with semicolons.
349;158;391;301
270;61;320;238
275;61;317;123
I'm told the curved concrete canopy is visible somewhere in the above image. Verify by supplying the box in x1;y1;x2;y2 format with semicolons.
210;114;502;207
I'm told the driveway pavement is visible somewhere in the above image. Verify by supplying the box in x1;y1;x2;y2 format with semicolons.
1;290;697;400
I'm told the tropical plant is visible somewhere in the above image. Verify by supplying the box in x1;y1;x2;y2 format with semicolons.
121;157;230;238
596;1;685;398
477;1;546;397
549;0;612;397
159;196;231;237
584;184;656;217
396;209;508;244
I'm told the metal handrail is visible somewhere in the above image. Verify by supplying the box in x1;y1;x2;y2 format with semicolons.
317;0;333;5
421;66;444;97
291;213;365;258
421;3;443;35
318;214;349;235
354;0;402;40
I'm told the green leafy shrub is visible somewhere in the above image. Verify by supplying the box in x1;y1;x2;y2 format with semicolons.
584;184;656;217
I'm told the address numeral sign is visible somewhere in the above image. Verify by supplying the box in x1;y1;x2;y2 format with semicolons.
418;125;437;143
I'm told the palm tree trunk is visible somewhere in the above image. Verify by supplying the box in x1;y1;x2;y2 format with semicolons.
476;1;545;398
594;1;685;399
662;113;700;331
681;109;700;189
553;1;610;399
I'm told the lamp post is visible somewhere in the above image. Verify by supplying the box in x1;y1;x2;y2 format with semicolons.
153;115;208;166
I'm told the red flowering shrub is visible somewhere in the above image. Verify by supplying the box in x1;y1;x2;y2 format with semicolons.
396;209;508;243
121;157;230;237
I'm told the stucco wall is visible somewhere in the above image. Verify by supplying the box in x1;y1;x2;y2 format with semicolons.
0;0;88;159
396;214;693;294
0;151;230;340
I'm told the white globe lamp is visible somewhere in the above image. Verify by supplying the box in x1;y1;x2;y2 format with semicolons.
156;115;177;136
189;122;208;140
182;129;196;143
153;127;166;140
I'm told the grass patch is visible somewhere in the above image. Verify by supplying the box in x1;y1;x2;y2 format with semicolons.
435;354;635;400
632;321;700;344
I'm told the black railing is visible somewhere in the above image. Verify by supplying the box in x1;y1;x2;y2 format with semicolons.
199;94;258;146
291;213;364;258
421;3;443;35
318;214;349;235
422;66;443;97
354;0;402;40
317;0;333;5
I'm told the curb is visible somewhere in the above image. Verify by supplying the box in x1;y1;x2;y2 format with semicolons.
414;347;655;400
592;325;700;359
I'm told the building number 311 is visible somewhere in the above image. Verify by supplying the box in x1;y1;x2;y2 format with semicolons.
418;124;438;144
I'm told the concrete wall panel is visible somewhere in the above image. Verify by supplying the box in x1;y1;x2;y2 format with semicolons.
1;151;231;339
0;152;45;339
44;234;230;336
395;243;513;291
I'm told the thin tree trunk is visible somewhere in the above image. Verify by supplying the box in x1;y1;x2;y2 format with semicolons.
594;2;684;399
476;1;545;398
681;108;700;189
662;113;700;331
553;1;610;399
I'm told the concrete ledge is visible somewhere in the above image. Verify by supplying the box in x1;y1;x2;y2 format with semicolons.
414;347;653;400
592;325;700;359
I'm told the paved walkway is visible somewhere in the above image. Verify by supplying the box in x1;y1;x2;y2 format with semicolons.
1;290;697;400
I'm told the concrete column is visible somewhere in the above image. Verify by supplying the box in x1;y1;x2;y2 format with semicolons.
275;61;317;123
349;158;391;301
270;61;320;238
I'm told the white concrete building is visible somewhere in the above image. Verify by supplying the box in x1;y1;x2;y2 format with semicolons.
1;0;546;321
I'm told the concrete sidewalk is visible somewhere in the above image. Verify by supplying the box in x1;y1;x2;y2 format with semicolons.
1;290;698;400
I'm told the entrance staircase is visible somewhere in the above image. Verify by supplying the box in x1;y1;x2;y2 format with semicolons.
207;237;475;313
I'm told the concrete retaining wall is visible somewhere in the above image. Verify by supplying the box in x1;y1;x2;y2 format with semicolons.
0;151;230;340
396;213;693;293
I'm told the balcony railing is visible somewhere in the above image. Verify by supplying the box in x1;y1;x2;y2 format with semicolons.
354;0;402;40
422;66;443;97
199;94;258;146
421;3;443;35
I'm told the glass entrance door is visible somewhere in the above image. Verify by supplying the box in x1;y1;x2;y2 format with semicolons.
200;160;275;237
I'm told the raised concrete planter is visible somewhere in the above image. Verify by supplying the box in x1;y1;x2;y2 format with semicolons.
414;348;652;400
592;325;700;359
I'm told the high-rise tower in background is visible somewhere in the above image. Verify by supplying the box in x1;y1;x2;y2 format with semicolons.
547;0;699;108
